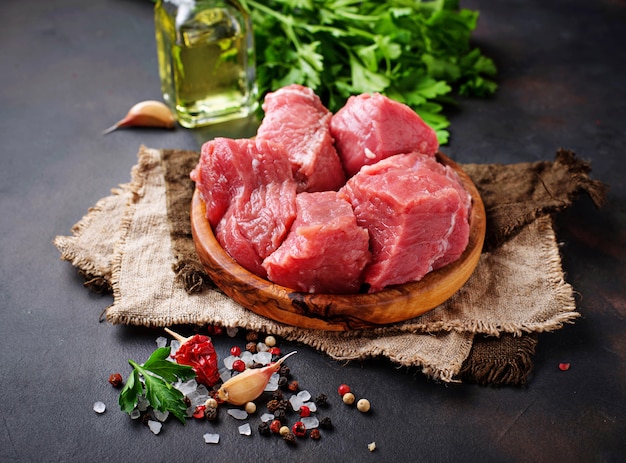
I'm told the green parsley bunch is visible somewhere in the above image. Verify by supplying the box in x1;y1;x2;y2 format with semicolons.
241;0;498;143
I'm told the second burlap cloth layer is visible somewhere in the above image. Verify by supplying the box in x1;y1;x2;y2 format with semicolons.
54;146;606;385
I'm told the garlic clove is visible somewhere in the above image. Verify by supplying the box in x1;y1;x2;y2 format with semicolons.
217;351;297;405
102;100;176;134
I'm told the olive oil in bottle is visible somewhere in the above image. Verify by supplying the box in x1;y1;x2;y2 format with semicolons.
154;0;258;128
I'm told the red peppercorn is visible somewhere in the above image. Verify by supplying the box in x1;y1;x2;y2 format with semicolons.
207;325;223;336
230;346;242;357
108;373;123;388
292;421;307;437
192;405;206;419
269;346;281;356
232;359;246;372
310;428;321;440
337;384;351;396
299;405;311;417
269;419;282;434
288;380;300;392
559;362;571;371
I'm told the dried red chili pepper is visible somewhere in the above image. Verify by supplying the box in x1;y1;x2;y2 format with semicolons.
172;334;220;386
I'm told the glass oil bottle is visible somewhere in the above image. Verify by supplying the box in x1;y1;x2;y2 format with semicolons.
154;0;258;128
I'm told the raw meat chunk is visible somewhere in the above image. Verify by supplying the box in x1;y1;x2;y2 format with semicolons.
191;138;297;277
338;152;471;292
256;84;346;192
262;191;371;294
330;92;439;177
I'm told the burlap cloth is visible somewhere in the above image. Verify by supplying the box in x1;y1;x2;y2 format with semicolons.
54;146;606;385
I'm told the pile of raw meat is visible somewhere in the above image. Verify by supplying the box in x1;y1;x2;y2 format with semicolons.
191;85;472;294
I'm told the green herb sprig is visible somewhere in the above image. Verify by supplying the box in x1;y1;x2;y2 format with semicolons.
240;0;498;144
119;347;196;424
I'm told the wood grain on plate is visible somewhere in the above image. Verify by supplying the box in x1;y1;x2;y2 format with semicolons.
191;152;486;331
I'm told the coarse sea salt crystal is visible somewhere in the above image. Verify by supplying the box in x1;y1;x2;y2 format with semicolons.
93;401;106;414
175;379;198;396
148;420;162;435
263;372;279;392
240;351;254;368
289;395;303;412
227;409;248;420
304;401;317;413
297;390;311;402
301;416;319;429
203;433;220;444
223;355;237;370
219;367;232;383
137;396;150;412
130;409;141;420
170;340;181;356
253;351;272;365
260;413;275;423
153;409;169;422
155;336;167;348
238;423;252;436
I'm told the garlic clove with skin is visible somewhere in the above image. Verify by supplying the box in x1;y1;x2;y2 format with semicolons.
217;351;297;405
102;100;176;134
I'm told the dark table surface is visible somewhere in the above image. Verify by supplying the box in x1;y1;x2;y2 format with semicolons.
1;1;624;462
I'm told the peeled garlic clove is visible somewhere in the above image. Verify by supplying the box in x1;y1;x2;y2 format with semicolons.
217;351;297;405
102;100;176;134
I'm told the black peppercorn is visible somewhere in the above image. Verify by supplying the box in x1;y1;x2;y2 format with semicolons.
258;421;271;436
266;399;281;413
283;432;296;445
279;365;290;377
245;341;257;353
245;331;259;342
205;407;218;421
271;389;284;401
273;409;287;423
278;376;289;388
319;417;333;430
314;393;328;407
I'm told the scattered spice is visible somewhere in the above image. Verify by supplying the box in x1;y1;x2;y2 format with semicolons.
232;359;246;372
299;405;311;417
288;380;300;392
245;331;259;342
337;384;351;396
205;407;218;421
264;335;277;347
246;342;257;353
283;432;297;445
108;373;123;388
270;419;282;434
356;398;371;413
292;421;307;437
314;393;328;407
258;421;271;436
310;428;321;440
230;346;242;357
342;392;356;405
319;417;333;430
244;402;257;414
559;362;571;371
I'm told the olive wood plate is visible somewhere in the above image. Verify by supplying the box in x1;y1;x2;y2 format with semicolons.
191;152;486;331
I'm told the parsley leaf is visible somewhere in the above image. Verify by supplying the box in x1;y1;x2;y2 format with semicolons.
118;347;196;424
241;0;497;143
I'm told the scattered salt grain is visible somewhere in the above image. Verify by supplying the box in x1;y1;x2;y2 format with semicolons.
256;342;269;352
219;367;232;383
153;409;169;422
175;379;198;396
253;351;272;365
368;442;376;452
264;372;279;392
155;336;168;348
130;409;141;420
301;416;319;429
289;395;303;411
196;384;209;396
304;401;317;413
93;401;106;414
203;433;220;444
240;351;254;368
170;340;181;356
223;355;237;370
238;423;252;436
297;390;311;402
137;396;150;412
148;420;162;435
260;413;275;422
227;408;249;420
